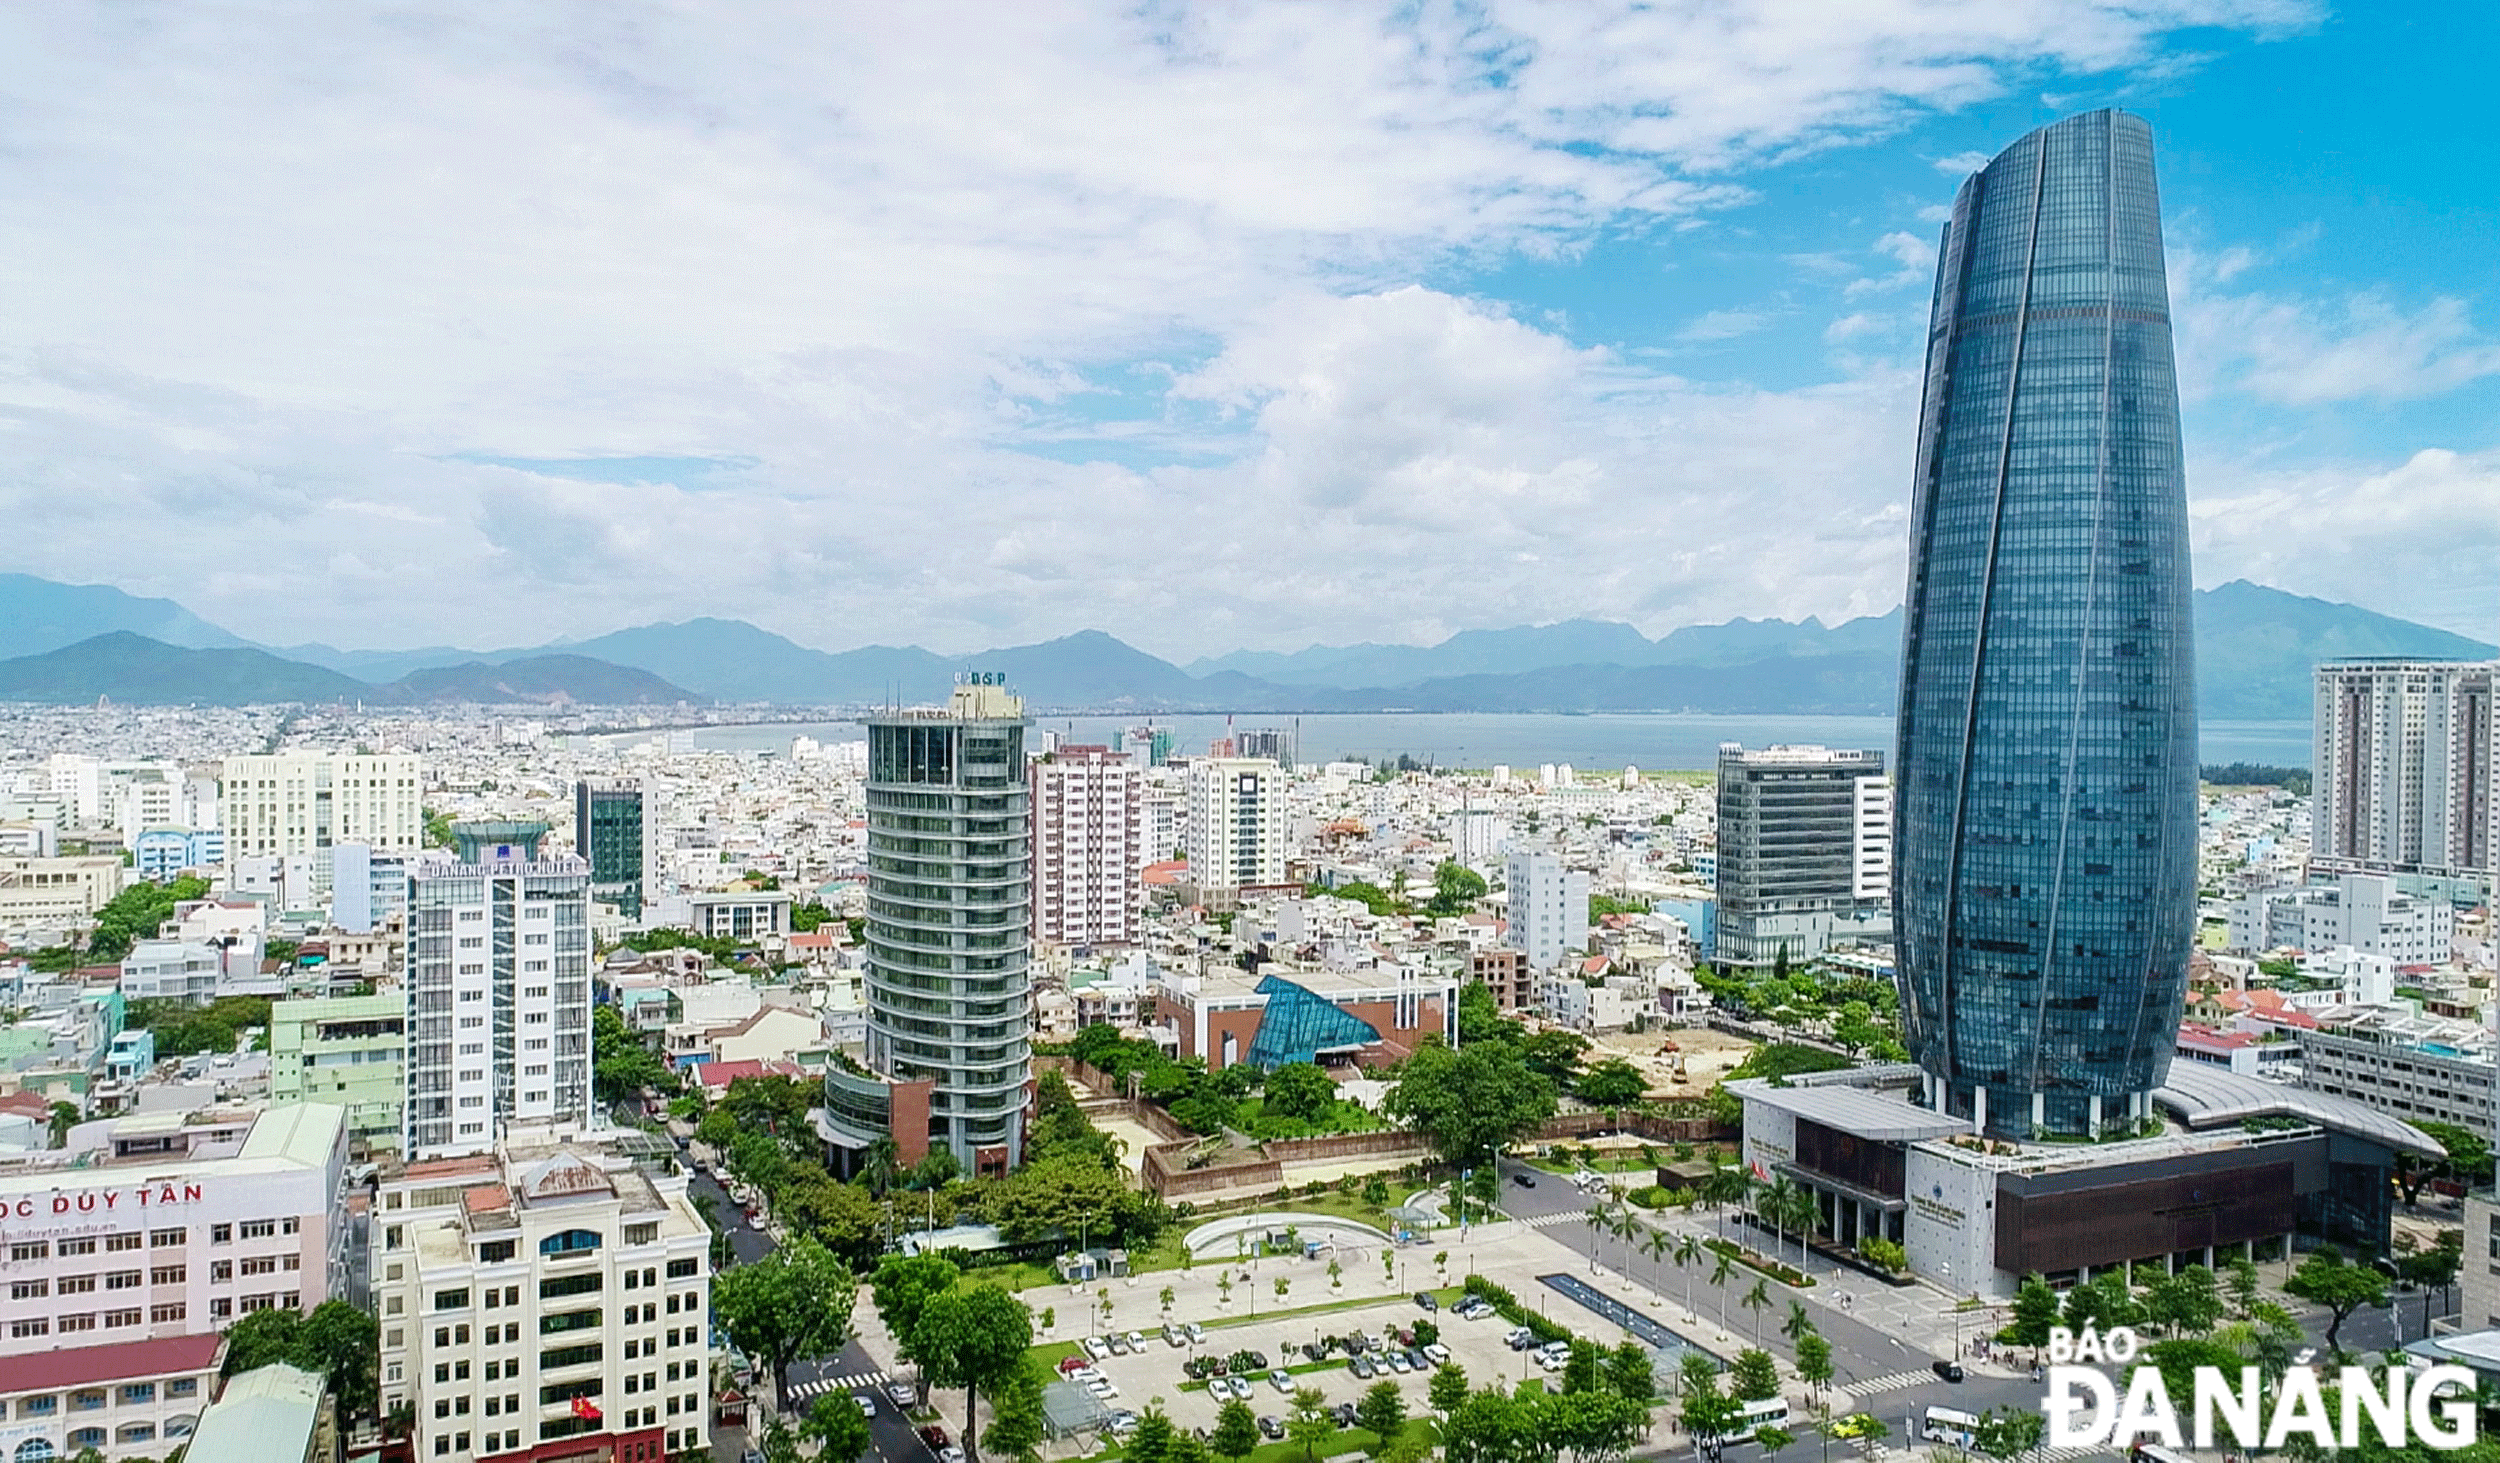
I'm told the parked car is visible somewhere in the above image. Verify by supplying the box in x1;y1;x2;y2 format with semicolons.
740;1451;765;1463
917;1426;951;1453
1349;1355;1374;1379
1184;1322;1207;1345
1505;1328;1537;1351
1258;1417;1285;1441
1405;1349;1429;1371
1107;1333;1132;1355
1057;1356;1092;1377
888;1382;919;1408
1163;1324;1186;1348
1387;1353;1412;1374
1107;1411;1140;1435
1082;1336;1111;1360
1413;1292;1439;1311
1932;1361;1965;1384
1269;1369;1294;1394
1334;1403;1359;1428
1127;1331;1148;1353
1423;1344;1450;1365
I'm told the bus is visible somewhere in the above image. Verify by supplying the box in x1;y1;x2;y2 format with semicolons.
1923;1407;1979;1448
1734;1397;1791;1436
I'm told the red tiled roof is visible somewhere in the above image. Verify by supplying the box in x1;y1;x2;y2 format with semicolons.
0;1333;224;1393
693;1059;769;1088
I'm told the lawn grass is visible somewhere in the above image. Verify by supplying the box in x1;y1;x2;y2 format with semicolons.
1027;1339;1083;1369
1080;1418;1441;1463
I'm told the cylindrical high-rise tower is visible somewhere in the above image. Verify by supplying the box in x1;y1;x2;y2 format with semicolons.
1893;109;2198;1139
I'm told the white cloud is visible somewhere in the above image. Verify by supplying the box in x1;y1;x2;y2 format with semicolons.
1677;310;1772;341
1932;150;1993;174
1844;230;1939;297
0;0;2337;654
2184;290;2500;404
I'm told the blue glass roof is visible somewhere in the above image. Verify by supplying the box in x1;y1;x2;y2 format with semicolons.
1242;974;1380;1071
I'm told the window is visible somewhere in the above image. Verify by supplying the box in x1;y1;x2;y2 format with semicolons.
20;1394;56;1415
11;1319;49;1338
105;1271;143;1291
119;1384;156;1405
209;1224;232;1244
11;1281;47;1300
167;1378;197;1399
105;1234;142;1253
241;1256;277;1276
239;1220;276;1240
59;1275;95;1294
70;1391;106;1412
666;1258;698;1279
211;1298;233;1319
151;1266;186;1285
435;1289;471;1311
281;1217;300;1235
10;1242;47;1262
57;1238;95;1257
59;1314;96;1333
480;1240;516;1264
150;1303;186;1324
115;1425;155;1446
539;1272;600;1300
150;1228;186;1247
623;1223;658;1245
103;1308;142;1328
539;1229;602;1257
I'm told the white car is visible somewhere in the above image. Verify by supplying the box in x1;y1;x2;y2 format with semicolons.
1126;1331;1148;1353
1423;1344;1450;1365
854;1394;878;1418
1082;1337;1111;1360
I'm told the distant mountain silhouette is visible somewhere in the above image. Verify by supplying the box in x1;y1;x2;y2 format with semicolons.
0;574;248;660
393;655;698;706
0;575;2484;716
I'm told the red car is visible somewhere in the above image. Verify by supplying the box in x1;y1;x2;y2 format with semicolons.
1056;1357;1091;1377
917;1427;951;1453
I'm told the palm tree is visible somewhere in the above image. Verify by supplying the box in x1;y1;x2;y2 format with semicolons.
1711;1249;1738;1329
1675;1234;1704;1319
1760;1178;1799;1262
1642;1228;1672;1304
1788;1187;1821;1268
1741;1278;1773;1347
860;1137;900;1196
1781;1300;1813;1345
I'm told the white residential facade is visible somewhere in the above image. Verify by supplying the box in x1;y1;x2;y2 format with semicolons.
220;753;423;869
1186;758;1287;889
2312;659;2496;885
1031;746;1144;949
1505;847;1589;971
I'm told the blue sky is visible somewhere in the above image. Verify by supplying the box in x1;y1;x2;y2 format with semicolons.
0;2;2491;656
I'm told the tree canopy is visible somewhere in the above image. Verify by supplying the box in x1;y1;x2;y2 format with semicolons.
1383;1038;1557;1170
219;1300;379;1421
915;1286;1034;1463
715;1235;859;1413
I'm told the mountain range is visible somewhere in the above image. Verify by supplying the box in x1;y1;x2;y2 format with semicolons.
0;573;2486;716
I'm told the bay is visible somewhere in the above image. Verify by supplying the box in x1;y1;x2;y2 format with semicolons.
590;712;2313;771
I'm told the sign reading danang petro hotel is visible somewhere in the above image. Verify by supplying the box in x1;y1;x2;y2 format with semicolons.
0;1181;208;1230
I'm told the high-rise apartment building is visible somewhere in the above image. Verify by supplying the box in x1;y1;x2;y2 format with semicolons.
220;753;422;867
1503;848;1589;971
374;1136;712;1463
1713;745;1891;968
403;823;593;1160
1234;728;1293;768
1893;110;2199;1139
1185;758;1286;889
573;781;650;918
2312;659;2496;887
1030;746;1143;949
830;681;1033;1179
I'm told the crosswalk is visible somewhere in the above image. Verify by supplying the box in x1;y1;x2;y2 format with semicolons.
1520;1211;1594;1231
1845;1368;1939;1397
788;1369;890;1403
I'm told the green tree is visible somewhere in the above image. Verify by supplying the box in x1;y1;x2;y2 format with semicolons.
1454;980;1524;1046
46;1100;78;1148
1428;1363;1470;1418
1756;1425;1795;1461
2225;1256;2262;1319
1604;1340;1655;1405
715;1235;859;1414
1127;1406;1178;1463
1427;860;1489;917
1678;1367;1741;1445
1517;1029;1591;1085
1575;1059;1647;1107
804;1391;874;1462
2283;1247;2390;1354
1561;1338;1603;1394
869;1251;963;1360
1211;1398;1260;1461
1973;1408;2045;1462
914;1286;1034;1463
217;1299;381;1421
1264;1062;1337;1123
1729;1347;1780;1402
1357;1380;1407;1441
1740;1277;1773;1346
592;1004;673;1102
1382;1039;1558;1170
2000;1274;2060;1349
981;1364;1048;1463
1793;1331;1833;1398
2144;1264;2223;1336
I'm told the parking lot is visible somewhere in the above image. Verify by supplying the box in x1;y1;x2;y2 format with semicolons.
1057;1289;1588;1439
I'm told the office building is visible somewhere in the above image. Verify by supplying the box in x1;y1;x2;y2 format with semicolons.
0;1103;352;1354
0;1333;227;1463
1185;758;1287;890
1893;110;2199;1138
573;781;650;919
403;823;592;1160
1504;848;1589;971
133;829;226;883
0;855;126;923
2312;659;2497;889
1732;1063;2433;1296
1712;744;1891;968
825;681;1033;1180
373;1134;712;1463
1031;746;1144;950
647;889;792;943
2228;872;2454;964
221;753;422;868
2297;1006;2494;1136
271;992;408;1155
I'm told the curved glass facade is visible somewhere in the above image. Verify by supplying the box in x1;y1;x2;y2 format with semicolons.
864;690;1033;1172
1893;110;2198;1138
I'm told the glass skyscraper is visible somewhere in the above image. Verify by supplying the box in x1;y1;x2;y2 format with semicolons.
1893;110;2198;1139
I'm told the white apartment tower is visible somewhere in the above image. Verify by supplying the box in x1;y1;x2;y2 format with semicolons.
1504;847;1590;971
2313;660;2497;884
1031;746;1144;949
1186;758;1287;889
221;753;423;864
404;823;593;1160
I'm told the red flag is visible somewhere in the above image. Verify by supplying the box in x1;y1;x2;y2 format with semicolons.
571;1396;602;1422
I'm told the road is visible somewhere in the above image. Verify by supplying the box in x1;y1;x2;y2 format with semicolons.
690;1164;932;1463
1488;1157;2061;1457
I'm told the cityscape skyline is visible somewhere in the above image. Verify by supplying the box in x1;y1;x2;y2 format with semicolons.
0;5;2494;660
